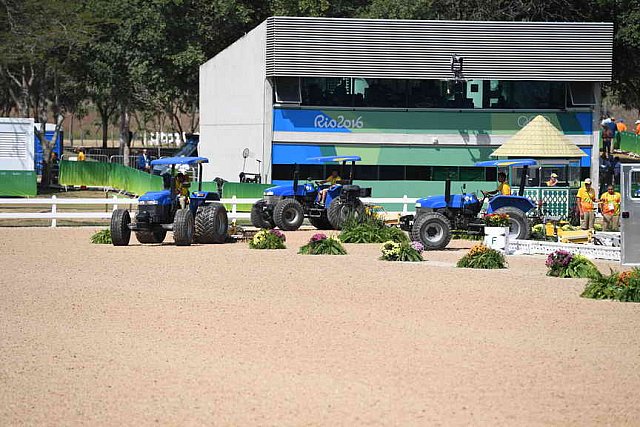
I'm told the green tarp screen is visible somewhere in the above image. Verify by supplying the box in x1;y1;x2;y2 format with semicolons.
0;170;37;197
58;161;163;195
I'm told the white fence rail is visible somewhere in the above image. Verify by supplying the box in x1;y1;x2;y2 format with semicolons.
0;196;417;227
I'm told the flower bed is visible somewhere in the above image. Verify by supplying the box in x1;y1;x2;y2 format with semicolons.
545;250;600;279
339;213;408;244
456;244;507;269
249;229;286;250
299;233;347;255
484;213;510;227
380;240;424;262
581;268;640;302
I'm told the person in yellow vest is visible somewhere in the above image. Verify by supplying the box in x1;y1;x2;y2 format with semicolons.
318;169;342;205
77;148;86;161
577;178;597;230
174;172;190;208
599;184;621;231
483;172;511;198
546;172;559;187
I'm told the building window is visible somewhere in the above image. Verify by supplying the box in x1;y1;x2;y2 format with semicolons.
406;166;432;180
379;165;405;180
483;80;566;109
275;77;301;104
353;78;407;108
301;77;353;106
568;82;596;106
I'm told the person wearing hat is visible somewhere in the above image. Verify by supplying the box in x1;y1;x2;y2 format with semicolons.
546;172;559;187
577;178;597;230
635;120;640;135
599;184;621;231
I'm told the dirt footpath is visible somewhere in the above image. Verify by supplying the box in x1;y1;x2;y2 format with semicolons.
1;228;639;425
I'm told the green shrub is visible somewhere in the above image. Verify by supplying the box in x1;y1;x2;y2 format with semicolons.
546;250;601;279
581;269;640;302
90;229;112;244
380;240;424;262
299;233;347;255
456;244;507;269
340;212;408;244
249;229;286;249
452;231;483;241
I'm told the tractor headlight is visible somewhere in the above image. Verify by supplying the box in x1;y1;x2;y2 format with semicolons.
264;191;274;196
139;200;159;205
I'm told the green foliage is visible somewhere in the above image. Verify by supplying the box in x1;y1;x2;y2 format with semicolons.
249;229;286;249
456;244;507;269
581;269;640;303
299;234;347;255
90;229;112;244
340;212;408;244
380;241;424;262
452;231;483;241
546;252;601;279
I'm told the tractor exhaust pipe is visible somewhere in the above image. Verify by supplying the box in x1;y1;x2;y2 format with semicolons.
293;163;299;194
445;179;451;204
518;165;528;197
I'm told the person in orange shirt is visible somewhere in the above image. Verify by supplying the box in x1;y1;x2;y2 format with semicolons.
599;184;621;231
577;178;597;230
635;120;640;135
616;119;627;133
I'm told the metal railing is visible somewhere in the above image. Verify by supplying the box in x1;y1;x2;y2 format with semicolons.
0;196;416;227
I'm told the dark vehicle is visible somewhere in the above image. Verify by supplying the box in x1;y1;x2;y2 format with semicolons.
251;155;372;231
111;156;228;246
401;159;537;250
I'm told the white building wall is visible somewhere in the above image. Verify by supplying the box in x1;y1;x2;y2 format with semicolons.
0;117;35;171
199;22;269;182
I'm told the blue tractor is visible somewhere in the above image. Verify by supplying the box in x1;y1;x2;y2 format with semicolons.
110;156;228;246
251;155;372;231
401;159;537;250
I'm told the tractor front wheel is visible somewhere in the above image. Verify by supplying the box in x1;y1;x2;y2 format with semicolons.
494;207;531;240
327;198;364;230
111;209;131;246
273;198;304;231
411;212;452;250
194;204;228;244
251;200;275;229
173;208;195;246
135;229;167;244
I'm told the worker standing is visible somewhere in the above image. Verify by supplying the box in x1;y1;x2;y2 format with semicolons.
577;178;597;230
599;184;621;231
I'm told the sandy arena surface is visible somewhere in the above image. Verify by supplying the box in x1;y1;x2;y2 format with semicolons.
1;227;639;425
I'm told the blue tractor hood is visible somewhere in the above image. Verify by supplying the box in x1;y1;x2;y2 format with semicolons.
139;189;173;206
264;182;315;197
416;194;479;209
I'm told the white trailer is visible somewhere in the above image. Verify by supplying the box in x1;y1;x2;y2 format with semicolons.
620;164;640;266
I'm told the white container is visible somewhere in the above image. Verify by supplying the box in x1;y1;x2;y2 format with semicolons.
484;226;510;252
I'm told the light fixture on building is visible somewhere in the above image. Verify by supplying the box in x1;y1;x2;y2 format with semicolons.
450;54;464;81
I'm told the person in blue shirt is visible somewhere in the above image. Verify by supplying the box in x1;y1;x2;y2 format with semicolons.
137;149;151;173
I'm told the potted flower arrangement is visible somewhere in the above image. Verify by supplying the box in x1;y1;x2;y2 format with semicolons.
249;229;286;250
456;244;507;269
545;250;600;279
581;268;640;302
380;240;424;262
483;213;511;252
299;233;347;255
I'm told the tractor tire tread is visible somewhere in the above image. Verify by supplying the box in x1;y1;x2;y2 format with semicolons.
194;204;228;244
251;200;274;229
110;209;131;246
327;198;364;230
173;208;194;246
411;212;452;250
494;206;531;240
273;198;304;231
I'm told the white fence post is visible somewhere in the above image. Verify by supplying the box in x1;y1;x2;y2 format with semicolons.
51;195;57;228
402;195;408;215
231;195;237;218
112;195;118;211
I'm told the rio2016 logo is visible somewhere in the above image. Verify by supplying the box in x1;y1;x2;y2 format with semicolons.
517;114;551;128
314;114;364;129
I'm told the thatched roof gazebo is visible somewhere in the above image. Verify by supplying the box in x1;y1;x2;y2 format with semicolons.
491;115;587;159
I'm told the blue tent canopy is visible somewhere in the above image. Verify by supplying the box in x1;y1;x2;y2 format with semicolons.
306;155;362;163
150;156;209;166
475;159;538;168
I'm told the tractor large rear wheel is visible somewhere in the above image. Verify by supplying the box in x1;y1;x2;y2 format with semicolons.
273;198;304;231
173;208;194;246
194;204;228;244
135;229;166;244
309;211;332;230
251;201;275;229
111;209;131;246
327;198;364;230
411;212;452;250
494;207;531;240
